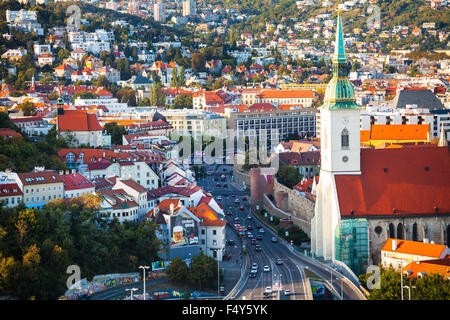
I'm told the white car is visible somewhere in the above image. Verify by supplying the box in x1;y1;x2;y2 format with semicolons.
265;286;272;294
284;290;291;296
217;196;222;200
235;199;240;203
259;228;265;233
247;232;253;238
251;263;258;271
263;265;270;272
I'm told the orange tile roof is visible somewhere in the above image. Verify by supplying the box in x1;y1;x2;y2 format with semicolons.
404;258;450;278
360;130;370;142
370;124;429;141
259;90;315;99
188;203;226;227
381;238;449;258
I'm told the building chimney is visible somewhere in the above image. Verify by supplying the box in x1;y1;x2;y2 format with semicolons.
392;239;397;251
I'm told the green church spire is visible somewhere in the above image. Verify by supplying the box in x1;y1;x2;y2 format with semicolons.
321;11;359;110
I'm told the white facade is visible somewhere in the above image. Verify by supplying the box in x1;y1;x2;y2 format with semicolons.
199;224;226;261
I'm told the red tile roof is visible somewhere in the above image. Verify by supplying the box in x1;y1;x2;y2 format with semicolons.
0;183;23;197
18;171;63;185
58;109;102;132
97;189;138;209
370;124;429;141
403;257;450;278
60;173;94;191
188;203;226;227
118;179;147;193
335;146;450;217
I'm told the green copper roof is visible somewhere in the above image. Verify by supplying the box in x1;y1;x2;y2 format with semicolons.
321;12;360;111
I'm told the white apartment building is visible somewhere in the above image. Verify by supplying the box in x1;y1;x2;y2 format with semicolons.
6;10;44;35
154;1;166;22
118;161;159;190
74;97;131;114
183;0;196;16
160;109;227;139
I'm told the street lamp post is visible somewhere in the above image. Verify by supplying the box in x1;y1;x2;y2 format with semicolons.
400;261;404;300
216;248;223;297
139;265;150;300
126;288;138;300
403;285;415;300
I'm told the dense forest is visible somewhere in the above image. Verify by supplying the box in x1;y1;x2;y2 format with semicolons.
0;197;161;299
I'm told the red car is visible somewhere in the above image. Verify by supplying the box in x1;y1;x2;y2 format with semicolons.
242;196;247;201
247;225;253;230
240;206;244;210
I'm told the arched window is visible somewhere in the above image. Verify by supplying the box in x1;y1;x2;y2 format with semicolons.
397;223;404;240
341;128;349;149
413;223;418;242
388;223;395;238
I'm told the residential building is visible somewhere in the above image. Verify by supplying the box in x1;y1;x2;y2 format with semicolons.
188;202;226;260
381;238;450;270
60;172;95;199
17;170;64;209
98;189;140;223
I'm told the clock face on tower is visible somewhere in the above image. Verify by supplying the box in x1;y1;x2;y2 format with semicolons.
342;117;349;125
342;155;348;163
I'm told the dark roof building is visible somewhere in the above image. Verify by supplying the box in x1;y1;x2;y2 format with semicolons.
393;88;444;110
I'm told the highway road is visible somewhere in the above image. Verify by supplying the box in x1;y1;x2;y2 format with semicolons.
197;164;365;301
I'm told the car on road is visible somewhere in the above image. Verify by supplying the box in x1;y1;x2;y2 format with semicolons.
242;196;247;201
231;194;236;197
259;228;265;233
249;270;257;278
251;263;258;270
255;245;262;252
240;231;246;237
234;217;240;222
247;215;252;220
256;235;263;240
263;265;270;272
234;199;240;203
227;239;235;245
256;225;262;229
240;206;245;210
216;183;221;187
271;237;278;243
284;290;291;296
226;211;233;215
247;232;253;238
276;258;283;265
233;223;240;228
247;225;253;230
265;287;272;294
217;196;222;200
251;239;257;245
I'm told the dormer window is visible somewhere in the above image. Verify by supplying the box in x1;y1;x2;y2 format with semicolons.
341;128;349;150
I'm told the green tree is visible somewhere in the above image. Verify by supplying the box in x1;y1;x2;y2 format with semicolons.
191;53;206;73
103;122;127;145
187;251;217;290
173;94;193;109
17;101;35;116
170;67;179;87
166;257;188;284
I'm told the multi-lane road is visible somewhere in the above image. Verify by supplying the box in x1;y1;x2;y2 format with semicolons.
197;164;365;301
